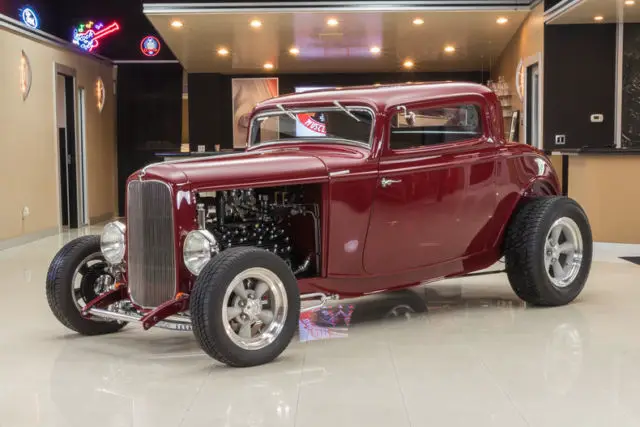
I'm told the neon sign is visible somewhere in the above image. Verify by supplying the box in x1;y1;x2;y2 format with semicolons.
140;36;161;57
20;6;39;29
72;21;120;53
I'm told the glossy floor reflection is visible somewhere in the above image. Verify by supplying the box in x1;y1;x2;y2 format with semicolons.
1;227;640;426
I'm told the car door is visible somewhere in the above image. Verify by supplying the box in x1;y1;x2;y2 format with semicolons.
363;98;498;275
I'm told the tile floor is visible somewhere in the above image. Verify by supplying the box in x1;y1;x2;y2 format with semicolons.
1;227;639;427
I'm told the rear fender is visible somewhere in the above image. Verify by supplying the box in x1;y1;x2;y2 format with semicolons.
493;176;561;255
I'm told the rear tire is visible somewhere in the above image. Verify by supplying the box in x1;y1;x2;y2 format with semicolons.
46;236;126;335
504;196;592;306
190;247;300;367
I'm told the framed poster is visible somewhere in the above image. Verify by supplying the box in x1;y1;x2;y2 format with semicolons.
232;77;279;148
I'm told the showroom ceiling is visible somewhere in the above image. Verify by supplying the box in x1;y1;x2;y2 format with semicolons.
143;2;530;73
547;0;640;24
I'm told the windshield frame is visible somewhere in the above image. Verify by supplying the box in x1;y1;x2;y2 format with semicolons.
247;105;376;149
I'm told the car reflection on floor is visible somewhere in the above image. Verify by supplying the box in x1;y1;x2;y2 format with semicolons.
42;282;592;427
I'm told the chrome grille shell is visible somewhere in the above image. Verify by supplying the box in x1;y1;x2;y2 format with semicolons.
126;180;177;307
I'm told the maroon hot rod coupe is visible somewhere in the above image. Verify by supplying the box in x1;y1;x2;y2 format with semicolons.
46;82;592;367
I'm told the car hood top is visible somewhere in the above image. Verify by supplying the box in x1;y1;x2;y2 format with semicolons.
135;148;331;190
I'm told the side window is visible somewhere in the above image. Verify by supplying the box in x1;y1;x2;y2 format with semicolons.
390;104;482;150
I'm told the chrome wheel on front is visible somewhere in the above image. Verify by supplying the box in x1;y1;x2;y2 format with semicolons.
222;267;288;351
544;217;584;288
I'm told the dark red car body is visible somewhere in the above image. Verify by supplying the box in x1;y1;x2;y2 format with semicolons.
127;82;559;302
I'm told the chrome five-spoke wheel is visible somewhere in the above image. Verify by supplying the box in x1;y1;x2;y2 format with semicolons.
505;196;593;306
544;217;584;288
191;247;300;367
222;267;288;351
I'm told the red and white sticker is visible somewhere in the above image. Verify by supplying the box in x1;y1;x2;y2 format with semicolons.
297;113;326;135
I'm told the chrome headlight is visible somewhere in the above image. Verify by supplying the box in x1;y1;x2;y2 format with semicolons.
183;230;219;275
100;221;126;265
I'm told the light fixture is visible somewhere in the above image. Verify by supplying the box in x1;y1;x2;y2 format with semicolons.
217;47;229;56
171;20;183;28
96;77;105;112
403;59;414;69
496;17;508;24
289;47;300;55
263;62;274;70
327;17;339;27
594;15;604;21
625;0;635;5
250;19;262;28
370;46;381;54
444;45;456;53
20;50;32;101
413;17;424;25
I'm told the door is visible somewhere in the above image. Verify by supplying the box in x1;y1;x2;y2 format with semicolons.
56;71;79;228
363;101;498;275
78;87;89;226
526;63;541;148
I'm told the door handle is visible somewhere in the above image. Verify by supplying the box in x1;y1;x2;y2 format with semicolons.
380;177;402;188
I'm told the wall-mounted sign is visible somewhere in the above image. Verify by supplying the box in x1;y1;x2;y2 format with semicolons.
20;51;32;101
19;6;39;29
72;21;120;53
141;36;161;57
96;77;105;112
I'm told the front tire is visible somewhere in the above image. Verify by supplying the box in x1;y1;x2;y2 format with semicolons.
504;196;593;306
190;247;300;367
46;236;126;335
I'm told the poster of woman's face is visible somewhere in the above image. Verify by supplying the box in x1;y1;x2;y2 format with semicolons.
232;78;279;148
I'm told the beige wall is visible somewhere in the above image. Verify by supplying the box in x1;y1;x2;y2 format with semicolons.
493;2;544;143
0;26;117;242
568;156;640;244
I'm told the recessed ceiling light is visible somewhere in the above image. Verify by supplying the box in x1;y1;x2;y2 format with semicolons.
444;45;456;53
413;17;424;25
217;47;229;56
496;17;508;24
289;47;300;55
171;20;183;28
327;17;339;27
403;59;414;69
594;15;604;21
264;62;274;70
370;46;381;54
250;19;262;28
625;0;635;5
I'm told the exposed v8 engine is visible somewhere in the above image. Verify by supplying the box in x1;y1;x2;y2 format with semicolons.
196;185;320;277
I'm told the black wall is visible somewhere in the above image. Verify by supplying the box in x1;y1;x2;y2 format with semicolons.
116;63;183;215
188;70;485;151
544;24;616;149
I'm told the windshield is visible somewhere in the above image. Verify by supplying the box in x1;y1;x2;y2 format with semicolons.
249;107;374;147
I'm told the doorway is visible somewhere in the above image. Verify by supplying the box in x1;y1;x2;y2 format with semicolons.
525;62;541;148
55;66;87;229
77;87;89;226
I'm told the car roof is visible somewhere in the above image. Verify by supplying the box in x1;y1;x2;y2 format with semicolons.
256;81;494;113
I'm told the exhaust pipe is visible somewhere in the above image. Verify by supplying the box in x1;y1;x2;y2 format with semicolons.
88;308;192;332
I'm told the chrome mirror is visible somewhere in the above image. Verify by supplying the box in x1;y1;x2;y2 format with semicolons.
397;105;416;126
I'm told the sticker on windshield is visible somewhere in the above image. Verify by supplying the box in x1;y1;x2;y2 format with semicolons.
296;112;327;136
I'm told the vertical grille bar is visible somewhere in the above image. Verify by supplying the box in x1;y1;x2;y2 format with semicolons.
127;180;176;307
